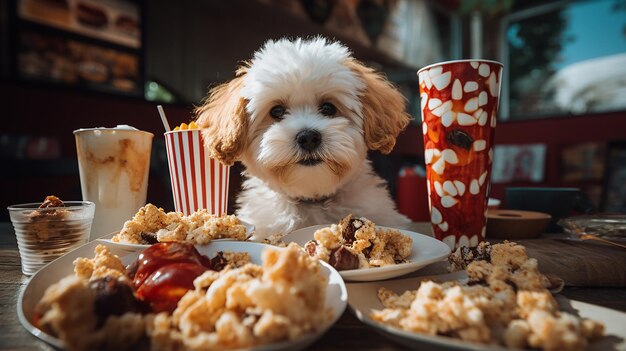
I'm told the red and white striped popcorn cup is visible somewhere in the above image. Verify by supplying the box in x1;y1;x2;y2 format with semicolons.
164;130;230;216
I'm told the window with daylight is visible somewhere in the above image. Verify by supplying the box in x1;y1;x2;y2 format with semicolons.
502;0;626;120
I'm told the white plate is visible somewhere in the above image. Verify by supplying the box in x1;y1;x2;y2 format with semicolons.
18;240;347;351
96;220;256;251
347;274;626;351
282;224;451;282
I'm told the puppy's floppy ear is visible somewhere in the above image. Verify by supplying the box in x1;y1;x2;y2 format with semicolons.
347;59;411;154
195;68;248;166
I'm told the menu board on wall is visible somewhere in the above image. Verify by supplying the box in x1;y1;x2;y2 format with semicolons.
18;29;140;94
18;0;140;48
14;0;142;96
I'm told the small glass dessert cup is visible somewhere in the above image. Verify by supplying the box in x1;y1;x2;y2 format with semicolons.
8;200;95;275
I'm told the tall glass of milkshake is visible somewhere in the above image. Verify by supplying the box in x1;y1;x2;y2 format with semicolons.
74;125;153;240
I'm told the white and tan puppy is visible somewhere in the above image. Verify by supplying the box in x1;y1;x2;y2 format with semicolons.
196;37;411;239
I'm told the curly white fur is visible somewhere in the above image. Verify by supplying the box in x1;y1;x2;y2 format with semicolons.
197;37;411;240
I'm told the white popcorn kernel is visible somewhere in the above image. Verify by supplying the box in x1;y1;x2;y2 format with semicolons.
478;110;488;126
478;63;490;77
432;71;452;90
424;148;439;164
490;114;497;127
452;79;462;100
432;157;445;175
464;97;479;112
488;148;493;163
473;140;486;151
454;180;465;196
458;235;469;248
426;179;431;196
470;179;480;194
431;207;442;224
443;235;456;250
434;181;444;197
479;171;488;186
464;81;478;92
420;93;428;110
458;113;477;126
470;61;479;69
424;74;432;89
481;226;486;238
442;111;456;127
469;235;478;247
432;100;452;117
428;98;442;110
478;91;488;106
443;181;458;196
441;195;458;208
422;122;427;135
442;149;458;164
428;66;443;77
438;221;449;232
488;72;498;97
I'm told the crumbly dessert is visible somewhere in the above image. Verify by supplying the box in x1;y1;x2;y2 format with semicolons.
112;204;247;245
371;242;604;351
26;195;72;240
304;214;412;271
35;243;329;351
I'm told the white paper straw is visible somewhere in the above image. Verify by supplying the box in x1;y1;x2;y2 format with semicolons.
157;105;171;132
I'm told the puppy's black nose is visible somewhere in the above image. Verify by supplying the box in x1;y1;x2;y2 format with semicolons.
296;129;322;151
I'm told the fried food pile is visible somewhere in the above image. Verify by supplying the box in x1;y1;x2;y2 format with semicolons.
304;214;412;271
35;242;329;351
112;204;247;245
371;242;604;351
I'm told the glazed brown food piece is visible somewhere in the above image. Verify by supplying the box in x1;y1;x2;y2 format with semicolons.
136;262;208;313
139;231;158;244
129;242;212;288
39;195;65;208
76;3;108;28
448;241;492;271
328;246;359;270
89;277;147;327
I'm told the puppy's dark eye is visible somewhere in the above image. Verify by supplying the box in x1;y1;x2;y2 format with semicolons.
319;102;337;116
269;105;286;119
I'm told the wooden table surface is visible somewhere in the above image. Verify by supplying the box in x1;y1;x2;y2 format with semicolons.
2;222;626;351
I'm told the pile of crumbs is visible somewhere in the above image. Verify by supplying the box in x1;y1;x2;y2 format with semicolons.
371;242;604;351
112;204;247;245
305;214;412;270
35;243;329;351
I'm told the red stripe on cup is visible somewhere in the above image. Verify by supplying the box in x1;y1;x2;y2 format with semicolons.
210;157;216;214
177;132;191;214
187;131;198;212
199;135;207;212
165;130;231;216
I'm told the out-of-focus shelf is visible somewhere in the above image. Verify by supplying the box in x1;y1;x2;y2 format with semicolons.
223;0;421;81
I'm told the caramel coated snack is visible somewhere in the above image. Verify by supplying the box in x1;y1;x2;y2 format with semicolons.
35;243;328;351
112;204;247;245
304;215;412;270
371;242;604;351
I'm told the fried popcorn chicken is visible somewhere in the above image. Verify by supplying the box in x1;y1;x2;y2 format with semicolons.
372;242;605;351
73;244;126;281
151;243;330;350
112;204;247;245
307;214;412;270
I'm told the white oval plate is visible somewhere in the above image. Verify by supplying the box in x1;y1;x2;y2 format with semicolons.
346;274;626;351
96;221;256;251
18;240;347;351
282;225;451;282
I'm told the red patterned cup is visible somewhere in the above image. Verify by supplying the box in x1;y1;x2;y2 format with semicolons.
164;130;230;216
418;59;503;249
